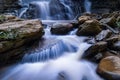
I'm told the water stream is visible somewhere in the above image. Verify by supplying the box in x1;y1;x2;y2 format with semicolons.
0;26;102;80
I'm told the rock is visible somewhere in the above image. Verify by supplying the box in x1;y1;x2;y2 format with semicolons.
97;56;120;80
78;15;91;24
106;35;119;50
0;14;23;24
112;41;120;51
51;23;73;35
76;19;102;36
82;41;107;59
100;17;116;27
96;29;112;41
0;19;44;65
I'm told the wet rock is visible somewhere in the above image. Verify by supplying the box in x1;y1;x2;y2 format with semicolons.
78;15;91;24
97;56;120;80
96;30;112;41
76;19;102;36
100;17;116;27
51;23;73;35
82;41;107;59
0;19;44;64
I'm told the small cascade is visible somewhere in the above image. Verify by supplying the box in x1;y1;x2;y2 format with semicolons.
33;1;51;20
22;35;85;63
0;42;102;80
84;0;92;13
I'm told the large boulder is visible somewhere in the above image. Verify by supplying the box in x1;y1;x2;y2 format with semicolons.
76;19;102;36
97;56;120;80
51;23;73;35
0;18;44;65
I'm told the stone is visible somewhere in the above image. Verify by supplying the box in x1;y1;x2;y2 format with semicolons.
0;19;44;64
96;29;112;41
112;41;120;51
106;35;119;50
51;23;73;35
78;15;91;24
76;19;102;36
97;56;120;80
100;17;116;27
82;41;107;59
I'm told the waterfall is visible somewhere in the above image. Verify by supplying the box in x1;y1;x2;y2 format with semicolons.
22;35;85;62
84;0;92;13
0;25;103;80
0;42;102;80
18;0;75;20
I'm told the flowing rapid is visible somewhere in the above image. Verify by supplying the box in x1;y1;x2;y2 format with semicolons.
0;25;102;80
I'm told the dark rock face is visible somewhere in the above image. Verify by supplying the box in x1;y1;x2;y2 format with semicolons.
0;0;21;14
97;56;120;80
91;0;120;14
51;23;73;35
76;19;102;36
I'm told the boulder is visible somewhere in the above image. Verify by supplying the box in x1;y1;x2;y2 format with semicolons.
51;23;73;35
78;15;91;24
96;29;112;41
76;19;102;36
0;19;44;65
97;56;120;80
82;41;107;59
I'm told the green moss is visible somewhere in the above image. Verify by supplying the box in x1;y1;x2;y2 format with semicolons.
0;28;18;40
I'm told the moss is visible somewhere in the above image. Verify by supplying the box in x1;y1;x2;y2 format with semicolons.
0;28;18;40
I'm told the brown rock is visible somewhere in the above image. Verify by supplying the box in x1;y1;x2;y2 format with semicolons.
51;23;73;35
76;19;102;36
78;15;91;24
97;56;120;80
0;19;44;64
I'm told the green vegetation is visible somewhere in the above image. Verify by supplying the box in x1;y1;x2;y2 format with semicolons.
0;28;18;40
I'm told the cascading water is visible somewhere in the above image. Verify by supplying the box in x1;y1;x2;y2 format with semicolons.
0;25;103;80
84;0;92;13
19;0;75;20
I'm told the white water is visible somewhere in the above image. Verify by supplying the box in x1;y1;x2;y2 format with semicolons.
35;1;51;20
84;0;92;13
0;42;102;80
